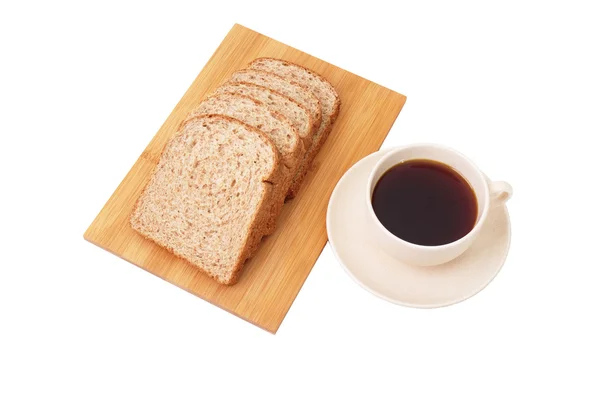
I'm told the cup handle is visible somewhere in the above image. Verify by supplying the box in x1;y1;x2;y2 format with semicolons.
488;181;513;207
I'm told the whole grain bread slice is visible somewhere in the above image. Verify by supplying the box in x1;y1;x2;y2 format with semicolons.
130;115;281;285
186;93;303;170
229;69;322;138
248;58;341;198
214;82;313;152
186;93;303;233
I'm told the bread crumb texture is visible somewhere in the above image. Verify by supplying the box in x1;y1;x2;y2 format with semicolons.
131;115;277;284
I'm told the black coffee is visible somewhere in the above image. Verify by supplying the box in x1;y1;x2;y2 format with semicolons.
371;159;477;246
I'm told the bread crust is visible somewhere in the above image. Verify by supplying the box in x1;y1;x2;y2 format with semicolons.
186;93;303;169
230;68;323;137
250;58;341;111
130;114;282;285
214;81;314;152
247;58;341;198
287;91;341;198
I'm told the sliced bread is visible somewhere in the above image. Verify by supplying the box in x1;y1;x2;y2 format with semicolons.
130;115;281;285
186;93;303;232
186;93;303;170
229;69;322;137
248;58;341;198
213;82;313;152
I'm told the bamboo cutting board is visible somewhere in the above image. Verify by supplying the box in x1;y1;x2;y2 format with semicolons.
84;24;406;333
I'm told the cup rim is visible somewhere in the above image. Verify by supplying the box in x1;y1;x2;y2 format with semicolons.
366;143;491;250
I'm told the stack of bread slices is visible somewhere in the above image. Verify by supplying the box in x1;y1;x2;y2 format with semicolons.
130;58;341;284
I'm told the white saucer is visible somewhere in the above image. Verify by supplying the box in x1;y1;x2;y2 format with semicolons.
326;150;511;308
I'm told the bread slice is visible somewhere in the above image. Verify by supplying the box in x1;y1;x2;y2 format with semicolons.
229;69;322;138
186;93;303;170
130;115;281;285
214;82;313;152
186;93;303;233
248;58;341;198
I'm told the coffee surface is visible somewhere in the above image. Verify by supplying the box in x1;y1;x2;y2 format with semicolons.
372;159;477;246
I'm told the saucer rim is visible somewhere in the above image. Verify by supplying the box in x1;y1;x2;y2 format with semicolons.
326;149;512;309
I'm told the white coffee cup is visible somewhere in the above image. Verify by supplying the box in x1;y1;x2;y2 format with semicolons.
366;144;512;266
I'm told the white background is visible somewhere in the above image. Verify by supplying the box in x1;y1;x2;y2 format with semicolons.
1;1;599;399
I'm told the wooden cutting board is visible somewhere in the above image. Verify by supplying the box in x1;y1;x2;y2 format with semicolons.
84;24;406;333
